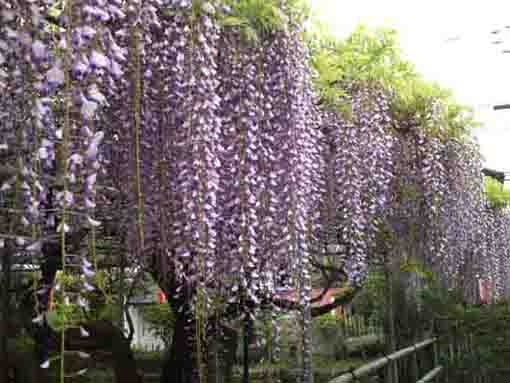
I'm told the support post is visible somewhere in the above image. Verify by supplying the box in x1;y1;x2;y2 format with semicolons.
433;341;439;383
243;315;251;383
384;259;398;383
411;344;419;381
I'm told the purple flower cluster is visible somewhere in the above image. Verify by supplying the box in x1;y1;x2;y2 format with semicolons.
318;86;394;285
4;2;510;343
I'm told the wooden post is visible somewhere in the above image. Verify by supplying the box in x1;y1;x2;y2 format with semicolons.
411;344;419;382
453;320;458;363
118;250;126;329
416;366;443;383
470;332;474;359
243;316;251;383
449;337;454;363
384;260;398;383
433;340;439;383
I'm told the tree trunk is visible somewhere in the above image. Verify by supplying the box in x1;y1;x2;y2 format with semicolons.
242;316;250;383
31;320;141;383
7;339;50;383
221;326;238;383
160;308;199;383
97;323;142;383
301;300;313;383
64;321;142;383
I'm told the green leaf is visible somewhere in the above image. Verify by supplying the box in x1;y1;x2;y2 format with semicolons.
221;16;247;28
46;311;63;331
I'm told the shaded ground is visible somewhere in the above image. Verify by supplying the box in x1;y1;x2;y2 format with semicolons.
56;356;369;383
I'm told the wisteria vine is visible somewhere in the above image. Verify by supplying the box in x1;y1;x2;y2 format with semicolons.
1;2;510;383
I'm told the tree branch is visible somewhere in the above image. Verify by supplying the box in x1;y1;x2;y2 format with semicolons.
269;286;359;317
311;287;359;317
310;258;348;277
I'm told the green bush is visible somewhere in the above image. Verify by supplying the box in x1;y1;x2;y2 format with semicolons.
351;272;386;323
141;303;174;348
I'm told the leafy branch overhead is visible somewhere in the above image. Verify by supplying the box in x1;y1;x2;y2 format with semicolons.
484;176;510;209
219;0;310;41
308;24;479;138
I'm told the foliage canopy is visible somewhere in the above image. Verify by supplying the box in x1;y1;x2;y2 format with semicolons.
484;176;510;209
308;24;479;138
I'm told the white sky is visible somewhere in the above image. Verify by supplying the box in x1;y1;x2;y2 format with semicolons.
311;0;510;171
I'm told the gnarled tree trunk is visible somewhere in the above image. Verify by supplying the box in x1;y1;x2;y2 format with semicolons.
160;307;199;383
45;320;142;383
70;321;142;383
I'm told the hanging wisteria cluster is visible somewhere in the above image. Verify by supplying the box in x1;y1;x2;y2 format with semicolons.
439;139;482;292
383;106;510;302
318;86;394;285
0;0;124;375
3;1;510;382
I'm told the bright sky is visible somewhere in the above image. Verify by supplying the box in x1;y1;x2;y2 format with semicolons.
311;0;510;171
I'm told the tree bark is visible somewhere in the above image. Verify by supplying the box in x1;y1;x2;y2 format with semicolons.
221;325;238;383
242;316;250;383
78;321;142;383
301;300;313;383
53;321;142;383
160;308;199;383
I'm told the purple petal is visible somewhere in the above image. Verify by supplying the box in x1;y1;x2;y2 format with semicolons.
46;64;64;86
90;50;109;68
32;40;47;60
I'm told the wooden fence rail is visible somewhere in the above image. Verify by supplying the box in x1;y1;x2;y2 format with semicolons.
329;337;441;383
416;366;443;383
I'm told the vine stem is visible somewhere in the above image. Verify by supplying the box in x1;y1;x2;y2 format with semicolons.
131;23;144;252
60;0;73;381
89;26;102;273
191;15;208;383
